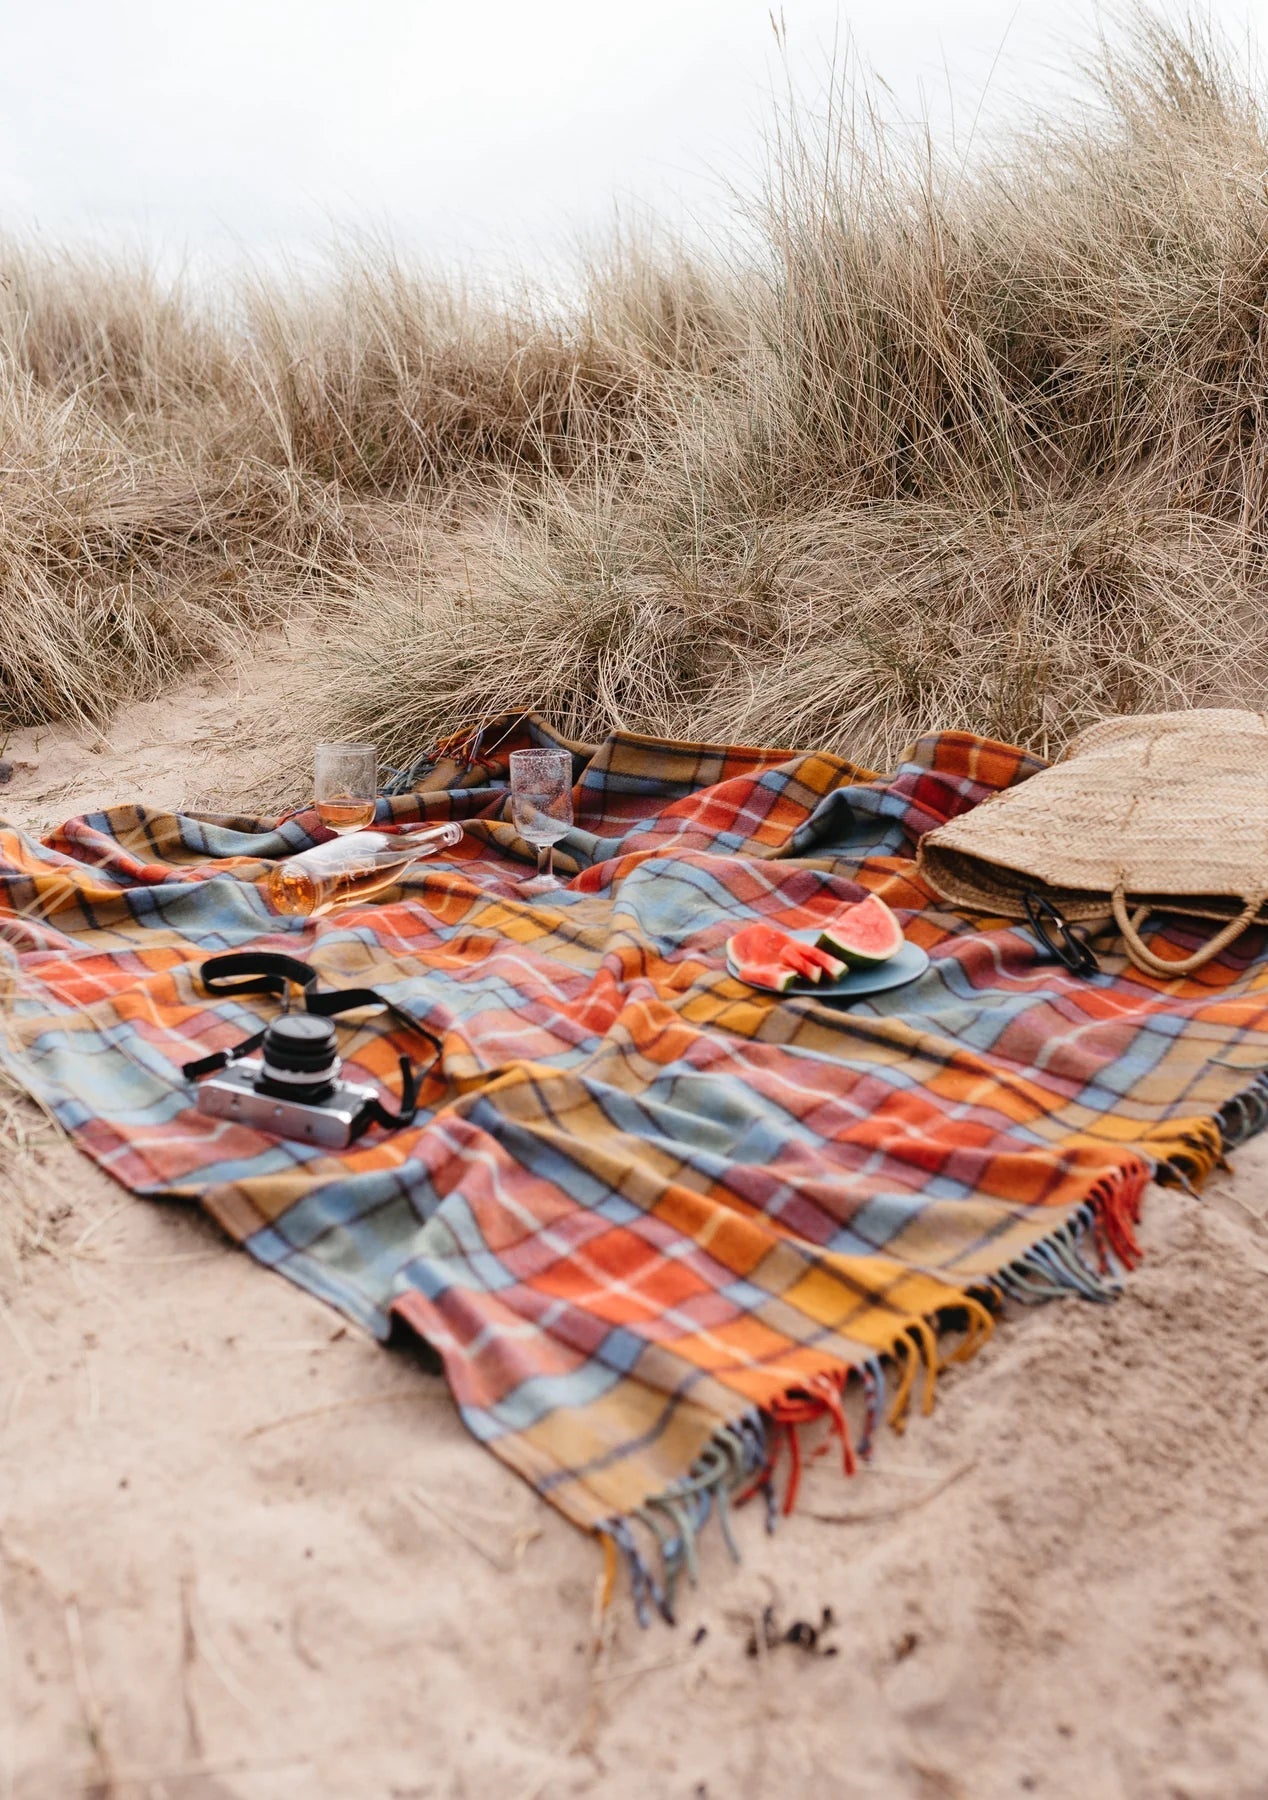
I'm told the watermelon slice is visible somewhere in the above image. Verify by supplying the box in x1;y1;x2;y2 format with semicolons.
816;894;904;968
797;943;847;981
777;940;827;983
727;923;800;991
727;923;850;990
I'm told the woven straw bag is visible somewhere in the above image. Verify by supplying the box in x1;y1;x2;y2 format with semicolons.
918;709;1268;976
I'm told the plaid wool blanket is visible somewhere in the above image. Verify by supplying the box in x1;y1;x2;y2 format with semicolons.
4;719;1268;1617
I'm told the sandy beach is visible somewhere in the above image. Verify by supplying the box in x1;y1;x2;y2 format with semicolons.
3;666;1267;1800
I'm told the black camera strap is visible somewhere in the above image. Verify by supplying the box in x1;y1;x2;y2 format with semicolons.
181;950;443;1133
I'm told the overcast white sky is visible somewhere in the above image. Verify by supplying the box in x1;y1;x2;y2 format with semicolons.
0;1;1261;281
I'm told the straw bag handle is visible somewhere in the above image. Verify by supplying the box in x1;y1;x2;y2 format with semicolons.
1111;883;1266;976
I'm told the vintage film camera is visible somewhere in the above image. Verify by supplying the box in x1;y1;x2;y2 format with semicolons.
194;1013;389;1148
185;950;436;1148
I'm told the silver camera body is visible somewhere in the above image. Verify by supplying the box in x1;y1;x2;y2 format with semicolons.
193;1013;380;1148
195;1056;380;1148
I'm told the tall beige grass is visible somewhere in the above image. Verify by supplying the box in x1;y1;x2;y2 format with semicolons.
3;15;1266;768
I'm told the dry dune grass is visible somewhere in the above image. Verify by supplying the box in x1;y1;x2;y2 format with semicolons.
3;15;1268;771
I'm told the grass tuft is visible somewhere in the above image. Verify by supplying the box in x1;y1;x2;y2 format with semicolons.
4;16;1268;769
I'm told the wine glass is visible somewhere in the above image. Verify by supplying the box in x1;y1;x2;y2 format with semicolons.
510;748;574;891
314;742;378;834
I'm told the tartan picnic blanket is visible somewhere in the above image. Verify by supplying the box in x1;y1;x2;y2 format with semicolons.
4;716;1268;1619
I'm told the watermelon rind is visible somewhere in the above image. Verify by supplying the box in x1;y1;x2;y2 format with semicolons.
816;895;904;968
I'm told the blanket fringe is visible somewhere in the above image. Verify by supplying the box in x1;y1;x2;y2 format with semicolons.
1214;1069;1268;1152
596;1079;1268;1624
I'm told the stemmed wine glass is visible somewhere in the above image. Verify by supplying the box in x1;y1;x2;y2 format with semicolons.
314;742;378;835
510;748;574;892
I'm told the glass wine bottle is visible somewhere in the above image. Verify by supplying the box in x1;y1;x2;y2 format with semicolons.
266;823;464;917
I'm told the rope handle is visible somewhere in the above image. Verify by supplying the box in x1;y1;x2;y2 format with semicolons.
1110;882;1267;977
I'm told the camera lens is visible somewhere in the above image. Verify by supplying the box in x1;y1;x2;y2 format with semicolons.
256;1014;340;1103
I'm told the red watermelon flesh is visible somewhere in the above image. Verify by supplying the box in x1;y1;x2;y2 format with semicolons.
816;894;904;967
727;923;800;990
